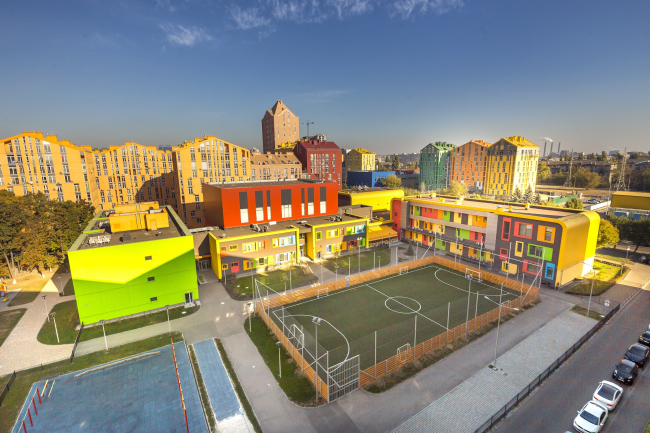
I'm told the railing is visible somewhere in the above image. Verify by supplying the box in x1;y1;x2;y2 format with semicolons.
70;323;85;363
0;371;17;407
474;303;621;433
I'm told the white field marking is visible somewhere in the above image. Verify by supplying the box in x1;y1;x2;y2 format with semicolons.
434;269;519;300
384;297;422;314
366;284;448;330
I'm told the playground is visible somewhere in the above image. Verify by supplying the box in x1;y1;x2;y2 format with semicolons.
11;342;207;433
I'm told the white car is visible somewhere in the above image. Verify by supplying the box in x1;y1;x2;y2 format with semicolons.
592;380;623;411
573;401;609;433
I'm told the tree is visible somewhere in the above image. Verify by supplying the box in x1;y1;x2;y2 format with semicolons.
597;219;619;248
443;181;468;197
537;161;551;181
419;181;426;193
572;167;601;188
598;151;608;161
621;219;650;252
565;198;583;210
391;155;400;170
510;187;523;203
523;185;535;204
383;174;402;189
0;190;26;282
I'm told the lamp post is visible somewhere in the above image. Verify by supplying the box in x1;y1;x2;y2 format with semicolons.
334;264;339;282
42;295;49;322
283;277;288;295
101;320;108;351
275;342;282;378
247;302;252;333
486;288;519;369
51;312;59;343
626;246;630;262
166;305;171;334
312;317;322;401
587;268;596;317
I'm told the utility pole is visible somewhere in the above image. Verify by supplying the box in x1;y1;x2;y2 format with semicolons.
615;148;628;191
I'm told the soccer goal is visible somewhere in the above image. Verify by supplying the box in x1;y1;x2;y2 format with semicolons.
465;268;482;282
399;266;409;275
396;343;411;363
317;287;329;298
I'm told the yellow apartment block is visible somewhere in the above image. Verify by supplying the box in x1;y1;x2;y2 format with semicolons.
484;136;540;199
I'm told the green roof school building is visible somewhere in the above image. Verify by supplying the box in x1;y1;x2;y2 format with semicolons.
68;203;198;325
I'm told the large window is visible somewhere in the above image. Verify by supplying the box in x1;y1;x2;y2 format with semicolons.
516;222;533;239
528;244;544;259
307;187;314;215
239;192;249;223
255;191;264;221
320;186;326;213
281;189;292;218
501;218;511;241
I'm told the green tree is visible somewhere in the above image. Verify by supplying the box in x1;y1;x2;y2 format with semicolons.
597;219;619;248
572;167;601;188
0;190;26;282
510;187;523;203
383;174;402;189
523;185;535;203
391;155;400;170
537;161;551;181
419;181;426;193
444;181;468;197
565;198;583;209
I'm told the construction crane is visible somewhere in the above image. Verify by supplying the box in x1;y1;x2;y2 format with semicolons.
301;121;314;139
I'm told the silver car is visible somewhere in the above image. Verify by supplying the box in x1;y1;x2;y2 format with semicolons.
592;380;623;411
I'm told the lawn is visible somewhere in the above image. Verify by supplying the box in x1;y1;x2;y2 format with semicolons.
225;264;319;300
36;301;199;345
0;309;27;347
566;262;630;296
571;305;605;321
321;248;392;274
246;316;323;406
0;332;184;433
595;253;633;265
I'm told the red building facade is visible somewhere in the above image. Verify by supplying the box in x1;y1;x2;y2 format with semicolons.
203;179;339;228
293;140;343;188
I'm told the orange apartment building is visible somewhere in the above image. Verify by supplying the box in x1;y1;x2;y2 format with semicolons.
0;132;251;229
250;151;302;181
261;100;300;154
449;140;491;191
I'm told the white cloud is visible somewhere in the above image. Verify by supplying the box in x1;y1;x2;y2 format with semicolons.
230;6;272;30
326;0;374;19
155;0;176;12
159;24;212;46
269;0;327;23
392;0;463;18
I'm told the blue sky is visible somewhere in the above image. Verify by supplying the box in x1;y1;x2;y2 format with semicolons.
1;0;648;153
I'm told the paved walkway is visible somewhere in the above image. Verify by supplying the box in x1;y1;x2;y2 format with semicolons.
193;339;251;433
0;278;74;374
392;310;597;433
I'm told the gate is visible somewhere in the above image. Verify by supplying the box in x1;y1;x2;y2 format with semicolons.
328;355;360;402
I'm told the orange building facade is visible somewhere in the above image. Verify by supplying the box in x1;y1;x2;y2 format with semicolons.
448;140;491;191
261;100;300;154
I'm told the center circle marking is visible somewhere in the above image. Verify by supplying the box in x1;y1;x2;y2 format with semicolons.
384;296;422;314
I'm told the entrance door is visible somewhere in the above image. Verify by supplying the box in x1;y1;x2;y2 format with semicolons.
184;292;194;303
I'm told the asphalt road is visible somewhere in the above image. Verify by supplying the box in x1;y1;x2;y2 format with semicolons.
496;288;650;433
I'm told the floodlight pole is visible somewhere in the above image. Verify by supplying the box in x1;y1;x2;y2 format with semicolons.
283;277;287;295
42;295;49;322
166;305;171;335
493;283;504;368
587;269;596;317
465;279;472;339
358;241;361;274
446;302;450;330
474;291;480;323
247;302;252;333
414;315;417;358
51;313;59;343
101;320;108;351
314;318;321;401
276;342;282;378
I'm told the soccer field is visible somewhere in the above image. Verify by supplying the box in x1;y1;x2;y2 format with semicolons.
267;263;524;371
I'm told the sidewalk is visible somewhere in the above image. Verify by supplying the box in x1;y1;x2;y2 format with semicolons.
392;310;596;433
0;279;74;374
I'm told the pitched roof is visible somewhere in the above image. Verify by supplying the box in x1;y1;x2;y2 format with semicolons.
266;99;296;117
499;136;539;148
297;140;341;151
351;148;374;155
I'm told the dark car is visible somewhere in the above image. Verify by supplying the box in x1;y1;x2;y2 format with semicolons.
639;331;650;347
613;359;639;384
624;343;650;368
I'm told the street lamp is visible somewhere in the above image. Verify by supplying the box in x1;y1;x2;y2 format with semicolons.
166;305;171;335
100;319;108;351
485;287;520;369
312;317;322;401
51;312;59;343
283;277;288;295
247;302;252;333
42;295;49;322
587;268;596;317
275;342;282;378
334;263;339;282
626;246;630;262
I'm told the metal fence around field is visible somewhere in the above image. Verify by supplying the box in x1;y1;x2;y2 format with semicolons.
473;303;621;433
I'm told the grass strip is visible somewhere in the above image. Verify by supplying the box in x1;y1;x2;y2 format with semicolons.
322;248;391;274
0;332;184;433
245;317;323;407
566;267;630;296
365;299;540;393
595;253;633;265
571;305;606;321
0;309;26;348
214;338;264;433
188;345;217;433
225;265;319;300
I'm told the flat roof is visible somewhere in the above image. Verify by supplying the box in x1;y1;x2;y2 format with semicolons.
340;187;400;194
408;196;580;219
612;191;650;198
206;214;365;240
72;211;187;251
206;179;335;189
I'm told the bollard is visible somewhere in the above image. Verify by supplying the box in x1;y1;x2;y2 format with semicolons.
32;397;37;415
36;387;42;404
28;408;33;426
22;420;27;433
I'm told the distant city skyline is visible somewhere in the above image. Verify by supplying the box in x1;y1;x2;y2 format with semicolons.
1;0;648;153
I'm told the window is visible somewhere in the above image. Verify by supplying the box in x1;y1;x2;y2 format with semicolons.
545;263;556;279
145;256;152;261
307;187;314;215
243;260;254;270
523;261;541;275
320;186;326;213
326;244;333;253
515;222;533;238
267;190;271;219
278;235;295;246
528;244;544;259
316;231;322;241
243;242;258;253
301;188;305;215
255;191;264;221
239;191;249;223
281;189;292;218
499;248;508;260
150;297;157;302
537;226;556;243
148;277;155;282
544;227;553;241
515;241;524;257
229;245;238;251
501;218;511;241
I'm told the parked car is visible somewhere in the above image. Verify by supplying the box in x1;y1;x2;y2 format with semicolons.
640;255;648;264
613;359;639;384
624;343;650;368
573;400;609;433
592;381;623;411
639;330;650;346
586;199;601;204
